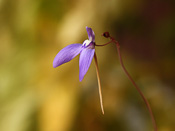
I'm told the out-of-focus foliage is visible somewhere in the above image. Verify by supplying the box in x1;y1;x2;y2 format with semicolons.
0;0;175;131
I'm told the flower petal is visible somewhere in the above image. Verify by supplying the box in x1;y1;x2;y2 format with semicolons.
53;44;82;68
86;26;95;42
79;48;95;81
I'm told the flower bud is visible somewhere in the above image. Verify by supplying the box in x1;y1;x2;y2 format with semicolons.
102;32;110;38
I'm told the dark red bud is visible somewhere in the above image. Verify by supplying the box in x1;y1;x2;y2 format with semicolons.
102;32;110;38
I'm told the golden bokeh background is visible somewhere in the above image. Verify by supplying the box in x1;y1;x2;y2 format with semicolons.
0;0;175;131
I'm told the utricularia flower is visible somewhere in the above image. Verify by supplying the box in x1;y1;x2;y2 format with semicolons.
53;26;95;81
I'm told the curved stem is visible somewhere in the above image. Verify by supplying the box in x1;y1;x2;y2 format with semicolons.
94;52;104;114
95;40;113;47
95;35;158;130
113;39;158;131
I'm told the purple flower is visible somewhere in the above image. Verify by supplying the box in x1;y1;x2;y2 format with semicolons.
53;27;95;81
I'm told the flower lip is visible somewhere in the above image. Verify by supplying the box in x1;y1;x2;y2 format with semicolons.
82;39;95;48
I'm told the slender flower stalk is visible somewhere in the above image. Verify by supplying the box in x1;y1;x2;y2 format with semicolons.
95;32;158;131
94;52;104;114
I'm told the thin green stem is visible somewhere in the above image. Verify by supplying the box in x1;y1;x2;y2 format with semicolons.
94;52;104;114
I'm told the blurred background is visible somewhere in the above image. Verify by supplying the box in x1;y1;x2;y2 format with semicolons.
0;0;175;131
